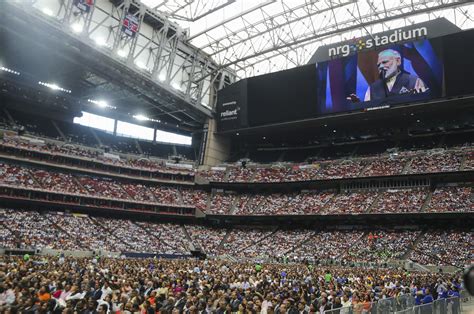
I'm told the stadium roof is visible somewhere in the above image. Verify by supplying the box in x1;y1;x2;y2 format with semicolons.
142;0;474;78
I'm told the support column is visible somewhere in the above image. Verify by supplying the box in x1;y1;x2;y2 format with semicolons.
201;118;231;167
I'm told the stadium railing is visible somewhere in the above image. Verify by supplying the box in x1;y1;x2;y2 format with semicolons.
322;297;462;314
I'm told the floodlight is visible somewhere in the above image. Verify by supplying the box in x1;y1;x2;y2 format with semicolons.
117;49;127;58
42;8;54;16
134;114;148;121
71;23;83;33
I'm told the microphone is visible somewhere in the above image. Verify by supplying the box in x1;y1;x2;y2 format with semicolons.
378;66;387;80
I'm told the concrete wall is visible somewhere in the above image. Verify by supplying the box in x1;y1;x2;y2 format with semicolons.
202;118;231;166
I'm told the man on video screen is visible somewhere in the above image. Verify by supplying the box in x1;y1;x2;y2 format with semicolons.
349;49;427;102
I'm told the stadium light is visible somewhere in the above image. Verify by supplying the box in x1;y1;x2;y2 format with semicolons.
133;114;160;123
87;99;116;109
134;114;148;121
94;37;107;47
117;49;127;58
42;8;54;16
0;66;20;76
171;82;182;91
158;74;166;82
38;81;71;93
71;23;83;33
135;61;148;70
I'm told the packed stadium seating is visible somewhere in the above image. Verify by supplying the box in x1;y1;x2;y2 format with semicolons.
2;132;473;187
7;209;469;266
0;135;195;181
201;147;473;183
408;231;473;267
0;160;472;215
370;189;427;214
426;186;473;213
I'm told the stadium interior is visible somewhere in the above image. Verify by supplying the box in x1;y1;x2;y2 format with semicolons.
0;0;473;313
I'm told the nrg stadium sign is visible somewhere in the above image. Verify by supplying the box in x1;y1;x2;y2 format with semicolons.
308;18;461;63
328;27;428;58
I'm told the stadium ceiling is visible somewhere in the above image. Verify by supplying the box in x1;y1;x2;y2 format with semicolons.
144;0;474;78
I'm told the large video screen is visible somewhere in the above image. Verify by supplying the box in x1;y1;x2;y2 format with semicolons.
316;39;443;114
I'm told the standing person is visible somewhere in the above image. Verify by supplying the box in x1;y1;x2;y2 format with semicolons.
361;295;372;314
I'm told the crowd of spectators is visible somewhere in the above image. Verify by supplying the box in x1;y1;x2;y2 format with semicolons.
324;192;378;215
345;231;421;262
181;189;209;211
201;147;473;183
33;170;85;195
0;161;192;207
408;231;473;267
245;193;291;215
92;217;158;253
0;209;79;250
285;166;321;182
0;161;472;216
0;162;38;188
463;151;474;170
427;186;473;213
208;193;236;215
285;191;334;215
316;160;366;180
1;209;472;267
148;186;182;205
0;209;192;254
2;135;474;187
408;151;462;174
290;231;364;262
78;176;132;200
361;156;408;177
120;183;156;203
217;228;274;256
134;222;190;255
371;189;427;214
0;136;194;177
234;194;252;214
240;230;313;259
44;213;123;252
226;167;255;182
198;169;226;182
185;225;227;254
252;167;288;183
0;255;465;314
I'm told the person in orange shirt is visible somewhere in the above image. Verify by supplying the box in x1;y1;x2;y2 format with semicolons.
361;294;372;313
352;293;363;314
37;285;51;302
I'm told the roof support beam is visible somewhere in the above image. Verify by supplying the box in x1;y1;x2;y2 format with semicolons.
187;0;276;41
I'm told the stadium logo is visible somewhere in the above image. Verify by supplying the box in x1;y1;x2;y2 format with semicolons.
220;101;240;120
328;27;428;58
220;109;238;118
